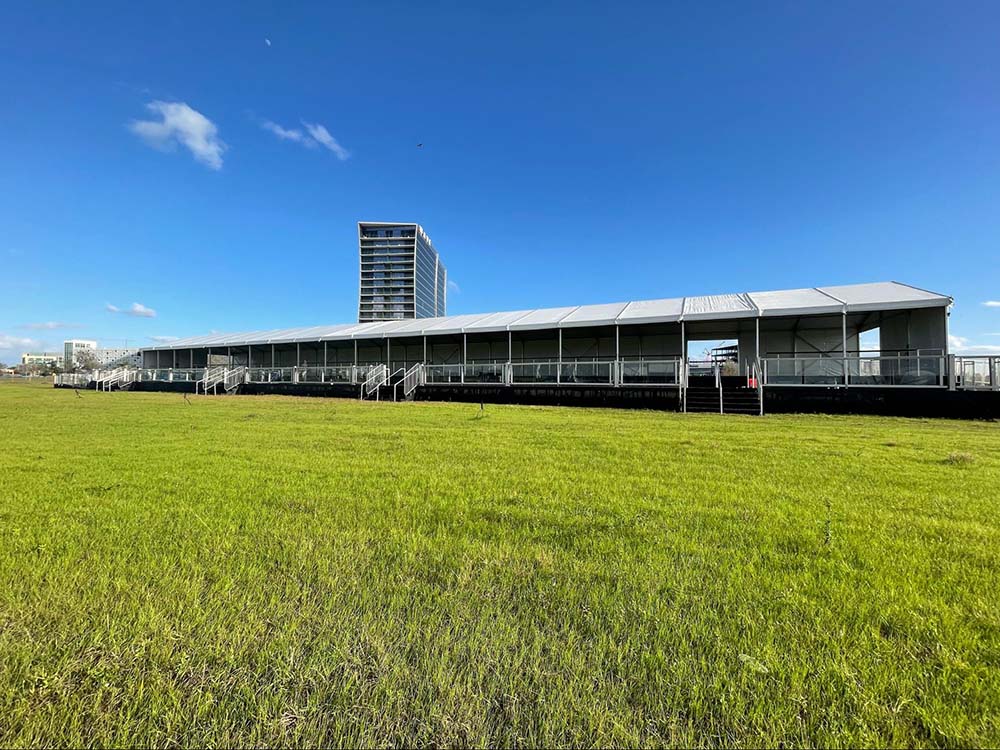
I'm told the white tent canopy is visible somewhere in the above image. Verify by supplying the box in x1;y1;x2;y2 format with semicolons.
144;281;950;350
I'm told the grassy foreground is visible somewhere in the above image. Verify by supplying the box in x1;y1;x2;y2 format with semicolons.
0;380;998;747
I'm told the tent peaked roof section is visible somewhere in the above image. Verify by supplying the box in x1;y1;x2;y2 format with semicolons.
144;281;951;350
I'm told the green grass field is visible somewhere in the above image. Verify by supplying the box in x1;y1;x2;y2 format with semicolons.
1;379;998;747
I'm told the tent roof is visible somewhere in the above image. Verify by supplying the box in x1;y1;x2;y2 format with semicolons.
143;281;950;350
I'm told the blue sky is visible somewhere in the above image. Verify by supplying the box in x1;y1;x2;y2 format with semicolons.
2;1;999;361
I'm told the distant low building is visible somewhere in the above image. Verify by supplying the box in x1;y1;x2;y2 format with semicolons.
21;352;64;368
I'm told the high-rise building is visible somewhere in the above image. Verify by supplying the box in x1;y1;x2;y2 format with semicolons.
358;222;446;322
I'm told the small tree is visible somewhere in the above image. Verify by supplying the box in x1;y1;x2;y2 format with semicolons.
75;350;100;372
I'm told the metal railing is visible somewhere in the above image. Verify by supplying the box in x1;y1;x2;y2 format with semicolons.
53;372;93;388
198;366;227;395
95;367;130;392
424;364;465;384
761;355;946;387
361;364;388;399
559;361;616;385
955;356;1000;390
421;358;684;387
98;355;993;394
462;362;507;384
619;359;682;386
223;366;246;392
395;363;424;401
510;361;560;384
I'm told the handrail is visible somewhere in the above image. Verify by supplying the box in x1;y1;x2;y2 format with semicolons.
954;355;1000;391
361;364;388;399
395;363;423;401
223;366;246;392
197;365;227;395
760;354;947;387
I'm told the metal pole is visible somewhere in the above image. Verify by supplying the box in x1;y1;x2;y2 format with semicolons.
297;342;300;367
557;328;562;384
681;321;687;412
423;335;427;365
387;338;391;370
615;324;620;386
354;339;358;366
271;344;275;368
842;311;848;387
462;333;466;384
324;341;327;368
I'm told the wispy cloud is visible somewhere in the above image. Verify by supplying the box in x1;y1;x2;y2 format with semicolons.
149;335;179;343
262;118;350;160
129;101;226;170
983;301;1000;308
303;122;350;160
447;279;461;294
20;321;81;330
261;120;313;145
107;302;157;318
950;334;1000;354
0;333;42;354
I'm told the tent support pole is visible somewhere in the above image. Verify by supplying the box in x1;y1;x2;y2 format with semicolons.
842;311;848;387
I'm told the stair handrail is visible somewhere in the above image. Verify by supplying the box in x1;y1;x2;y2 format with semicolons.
99;367;126;391
223;366;246;392
397;363;423;401
197;365;227;395
361;364;388;399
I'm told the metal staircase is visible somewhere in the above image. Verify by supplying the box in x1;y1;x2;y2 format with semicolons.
197;366;226;395
683;361;763;415
94;367;137;392
197;366;245;395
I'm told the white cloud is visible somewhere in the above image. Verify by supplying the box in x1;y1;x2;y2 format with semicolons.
265;38;272;47
447;279;461;294
957;345;1000;354
983;301;1000;307
950;334;1000;354
303;122;350;160
129;101;226;170
0;333;42;356
107;302;157;318
262;119;350;160
149;335;179;343
261;120;313;145
21;321;80;330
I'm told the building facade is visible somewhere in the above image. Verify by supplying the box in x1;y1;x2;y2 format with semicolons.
358;222;446;323
21;352;64;368
64;339;97;367
93;348;142;368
